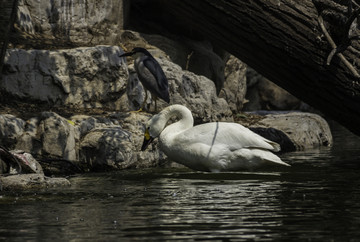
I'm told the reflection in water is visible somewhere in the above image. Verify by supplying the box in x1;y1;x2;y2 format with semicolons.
120;178;285;241
0;123;360;241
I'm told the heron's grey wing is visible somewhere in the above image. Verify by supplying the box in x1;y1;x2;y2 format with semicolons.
143;57;168;89
142;57;170;102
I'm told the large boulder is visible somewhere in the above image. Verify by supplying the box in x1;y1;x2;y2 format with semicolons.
79;127;133;171
2;46;128;109
244;68;302;111
74;112;164;171
247;112;333;151
0;114;25;149
115;112;166;168
14;0;129;46
221;55;247;113
16;112;76;161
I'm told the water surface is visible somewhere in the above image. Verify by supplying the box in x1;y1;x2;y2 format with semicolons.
1;124;360;241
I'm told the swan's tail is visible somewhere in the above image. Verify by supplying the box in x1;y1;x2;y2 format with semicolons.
265;139;281;152
231;148;290;169
255;149;290;166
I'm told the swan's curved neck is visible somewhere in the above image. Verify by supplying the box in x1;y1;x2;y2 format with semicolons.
161;105;194;137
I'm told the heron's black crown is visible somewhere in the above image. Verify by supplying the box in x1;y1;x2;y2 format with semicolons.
119;47;152;57
131;47;152;56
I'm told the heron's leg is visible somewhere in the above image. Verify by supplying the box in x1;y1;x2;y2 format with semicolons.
151;94;158;112
130;107;143;113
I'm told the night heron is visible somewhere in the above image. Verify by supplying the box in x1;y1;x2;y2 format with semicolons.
120;47;170;112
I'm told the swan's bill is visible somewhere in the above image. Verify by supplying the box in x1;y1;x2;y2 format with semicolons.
141;128;154;151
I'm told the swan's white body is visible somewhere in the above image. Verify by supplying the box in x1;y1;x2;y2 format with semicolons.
142;105;290;172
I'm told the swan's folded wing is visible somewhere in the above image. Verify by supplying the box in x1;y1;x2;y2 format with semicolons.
176;122;281;152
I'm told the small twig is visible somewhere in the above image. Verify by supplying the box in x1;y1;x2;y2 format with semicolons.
318;14;360;77
185;51;194;70
318;15;337;48
353;0;360;9
326;47;338;65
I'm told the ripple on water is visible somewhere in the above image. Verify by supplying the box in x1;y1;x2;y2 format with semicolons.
1;124;360;241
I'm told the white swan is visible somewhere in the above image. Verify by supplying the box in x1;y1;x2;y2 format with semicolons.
141;105;290;171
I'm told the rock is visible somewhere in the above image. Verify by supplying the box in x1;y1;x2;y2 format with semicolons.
16;112;76;162
0;174;70;191
72;113;119;169
161;57;233;123
15;0;129;47
1;109;168;173
115;112;167;168
244;68;302;111
249;127;297;152
0;114;25;149
13;117;40;157
79;127;133;171
249;112;333;151
221;55;247;113
40;112;76;160
10;150;44;174
77;111;166;171
184;40;225;95
71;114;120;138
2;46;128;109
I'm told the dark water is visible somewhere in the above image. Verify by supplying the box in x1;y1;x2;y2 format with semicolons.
1;124;360;241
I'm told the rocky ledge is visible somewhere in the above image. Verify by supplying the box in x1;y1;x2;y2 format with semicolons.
0;106;333;190
0;174;70;191
0;41;333;190
0;107;333;172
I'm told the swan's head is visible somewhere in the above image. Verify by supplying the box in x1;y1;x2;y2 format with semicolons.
141;105;193;151
141;112;168;151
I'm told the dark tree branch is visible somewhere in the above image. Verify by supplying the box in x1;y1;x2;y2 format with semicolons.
132;0;360;136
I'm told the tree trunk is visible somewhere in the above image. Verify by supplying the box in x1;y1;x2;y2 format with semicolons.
136;0;360;136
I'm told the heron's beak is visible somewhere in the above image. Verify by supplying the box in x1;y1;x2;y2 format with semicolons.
141;128;154;151
119;51;135;58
